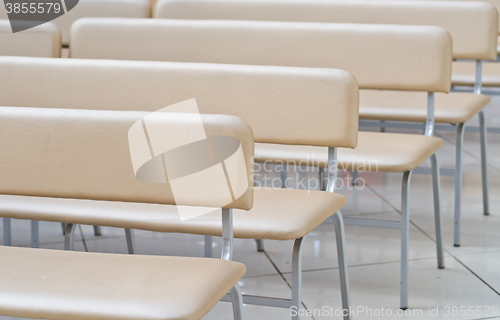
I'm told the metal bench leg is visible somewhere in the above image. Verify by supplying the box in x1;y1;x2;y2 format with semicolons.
400;171;412;310
255;239;265;252
319;167;327;191
291;237;304;320
125;229;136;254
454;123;465;247
431;154;445;269
229;283;244;320
64;223;76;251
93;225;102;236
281;163;287;188
204;235;213;258
332;211;352;320
478;111;490;216
31;220;39;248
3;218;11;246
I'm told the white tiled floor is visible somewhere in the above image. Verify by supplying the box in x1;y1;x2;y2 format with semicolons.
2;95;500;319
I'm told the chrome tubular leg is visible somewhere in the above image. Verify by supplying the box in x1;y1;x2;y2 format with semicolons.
430;154;445;269
64;223;76;251
332;211;352;320
204;235;213;258
61;222;66;235
478;111;490;215
125;229;136;254
93;225;102;236
281;164;287;188
229;283;244;320
31;220;39;248
400;171;412;310
319;167;326;191
255;239;265;252
291;237;304;320
221;208;234;261
454;123;465;247
380;120;386;132
3;218;11;246
352;171;358;186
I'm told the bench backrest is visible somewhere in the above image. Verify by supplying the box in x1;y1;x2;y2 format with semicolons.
0;106;254;209
70;18;452;92
0;56;359;149
0;20;60;57
0;0;151;45
154;0;497;61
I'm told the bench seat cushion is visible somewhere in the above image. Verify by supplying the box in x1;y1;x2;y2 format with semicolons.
0;246;245;320
452;61;500;87
256;132;443;172
0;188;346;241
359;90;490;124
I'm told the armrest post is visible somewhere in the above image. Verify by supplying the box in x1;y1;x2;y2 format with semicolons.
425;92;435;137
326;147;338;193
221;208;234;261
474;59;483;94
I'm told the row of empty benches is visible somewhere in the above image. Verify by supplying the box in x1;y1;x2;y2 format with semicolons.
0;0;498;319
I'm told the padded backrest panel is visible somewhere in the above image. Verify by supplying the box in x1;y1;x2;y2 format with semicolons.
0;56;359;148
0;106;254;209
372;0;500;35
0;0;151;45
0;20;61;57
70;18;452;92
155;0;497;61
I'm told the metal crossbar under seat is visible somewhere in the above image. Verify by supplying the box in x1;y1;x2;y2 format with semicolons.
215;147;352;320
361;60;490;247
63;207;245;320
344;92;445;309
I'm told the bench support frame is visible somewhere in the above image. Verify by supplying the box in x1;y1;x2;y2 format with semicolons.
220;147;352;320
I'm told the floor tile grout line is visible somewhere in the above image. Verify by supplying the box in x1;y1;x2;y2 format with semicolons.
451;254;500;297
366;181;500;298
471;316;500;320
434;131;500;173
275;256;443;276
78;224;88;252
453;248;500;257
262;250;316;320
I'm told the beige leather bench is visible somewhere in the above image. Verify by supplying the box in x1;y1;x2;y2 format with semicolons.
0;56;355;320
69;18;448;310
153;0;496;248
0;106;248;320
0;20;60;57
155;0;499;88
0;18;64;247
0;0;151;46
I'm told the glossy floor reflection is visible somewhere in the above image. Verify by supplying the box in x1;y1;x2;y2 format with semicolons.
1;97;500;320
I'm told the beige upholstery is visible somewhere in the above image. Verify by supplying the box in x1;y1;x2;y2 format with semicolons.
0;187;347;240
452;61;500;87
257;132;443;173
414;0;500;34
0;20;60;57
0;56;359;148
0;0;151;45
70;18;452;92
0;106;254;210
154;0;498;61
0;245;245;320
360;90;491;124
